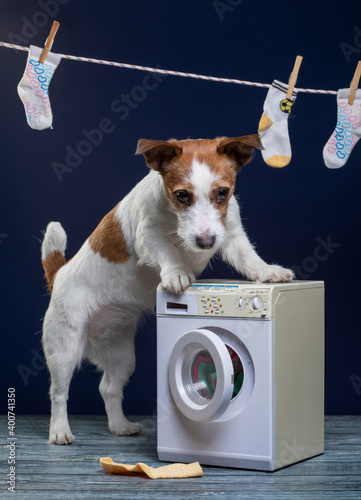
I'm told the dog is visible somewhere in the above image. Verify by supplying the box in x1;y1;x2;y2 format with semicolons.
41;134;294;444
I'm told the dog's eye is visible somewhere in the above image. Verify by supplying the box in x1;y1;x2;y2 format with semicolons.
176;191;190;203
217;188;229;201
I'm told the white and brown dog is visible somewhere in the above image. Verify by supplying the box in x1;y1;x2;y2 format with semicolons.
41;134;294;444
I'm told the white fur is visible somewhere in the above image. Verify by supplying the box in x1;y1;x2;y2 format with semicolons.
190;158;216;196
41;222;67;260
42;157;294;444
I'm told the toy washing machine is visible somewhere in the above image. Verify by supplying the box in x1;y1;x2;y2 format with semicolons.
156;279;324;471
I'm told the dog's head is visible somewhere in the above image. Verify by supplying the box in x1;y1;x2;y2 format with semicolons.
136;135;263;253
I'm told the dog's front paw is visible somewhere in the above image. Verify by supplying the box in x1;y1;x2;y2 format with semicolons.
160;267;195;294
253;264;294;283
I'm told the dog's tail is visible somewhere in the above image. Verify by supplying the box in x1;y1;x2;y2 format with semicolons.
41;222;67;294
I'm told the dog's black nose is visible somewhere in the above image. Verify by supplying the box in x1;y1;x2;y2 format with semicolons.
196;235;216;249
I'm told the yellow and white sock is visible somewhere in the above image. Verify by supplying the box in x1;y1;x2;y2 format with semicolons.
258;80;298;168
100;457;203;479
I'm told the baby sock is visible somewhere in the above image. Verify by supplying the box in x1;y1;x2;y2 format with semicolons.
17;45;61;130
258;80;298;168
323;88;361;168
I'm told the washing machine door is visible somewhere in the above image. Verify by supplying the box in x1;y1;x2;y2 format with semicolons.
168;328;234;422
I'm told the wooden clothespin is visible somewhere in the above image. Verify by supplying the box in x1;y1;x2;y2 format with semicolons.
39;21;60;64
348;61;361;105
286;55;303;100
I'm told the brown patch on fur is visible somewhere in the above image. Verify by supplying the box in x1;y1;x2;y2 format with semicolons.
42;251;67;294
210;180;234;222
88;205;131;264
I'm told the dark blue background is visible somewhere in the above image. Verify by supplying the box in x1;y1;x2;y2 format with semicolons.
1;0;360;416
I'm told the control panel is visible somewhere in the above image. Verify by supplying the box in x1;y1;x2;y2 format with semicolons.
188;283;271;318
157;280;324;319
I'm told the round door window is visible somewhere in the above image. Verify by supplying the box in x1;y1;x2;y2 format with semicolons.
169;329;235;422
190;346;244;402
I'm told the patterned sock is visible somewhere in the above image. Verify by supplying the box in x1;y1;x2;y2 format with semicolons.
258;80;298;168
323;88;361;168
17;45;61;130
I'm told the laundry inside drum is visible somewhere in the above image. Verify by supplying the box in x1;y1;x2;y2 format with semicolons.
189;345;244;402
191;349;217;400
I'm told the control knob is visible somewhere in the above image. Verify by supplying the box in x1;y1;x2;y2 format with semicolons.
250;296;263;311
236;298;246;309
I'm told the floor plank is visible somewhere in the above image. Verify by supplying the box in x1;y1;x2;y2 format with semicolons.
1;415;360;499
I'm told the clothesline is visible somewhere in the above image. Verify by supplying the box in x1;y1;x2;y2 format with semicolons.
0;41;338;95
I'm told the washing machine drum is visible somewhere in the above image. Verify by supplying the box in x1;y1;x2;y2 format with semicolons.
168;328;246;422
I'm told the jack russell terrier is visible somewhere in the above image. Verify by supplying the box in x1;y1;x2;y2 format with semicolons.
41;134;294;444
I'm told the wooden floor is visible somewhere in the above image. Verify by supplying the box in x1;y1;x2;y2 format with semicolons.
1;415;360;499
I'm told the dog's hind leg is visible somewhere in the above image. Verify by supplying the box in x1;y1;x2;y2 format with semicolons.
42;309;85;444
88;323;142;436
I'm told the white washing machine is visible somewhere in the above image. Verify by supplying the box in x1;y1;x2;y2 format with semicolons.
156;279;324;471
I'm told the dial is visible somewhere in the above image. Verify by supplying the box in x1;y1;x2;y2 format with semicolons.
236;298;246;309
250;296;263;311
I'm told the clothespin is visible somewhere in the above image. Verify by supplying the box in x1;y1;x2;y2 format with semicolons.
348;61;361;105
39;21;60;64
286;55;303;100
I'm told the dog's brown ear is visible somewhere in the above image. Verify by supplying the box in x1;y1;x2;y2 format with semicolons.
135;139;182;172
217;134;264;170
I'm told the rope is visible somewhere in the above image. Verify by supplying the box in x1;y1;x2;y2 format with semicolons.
0;41;338;95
